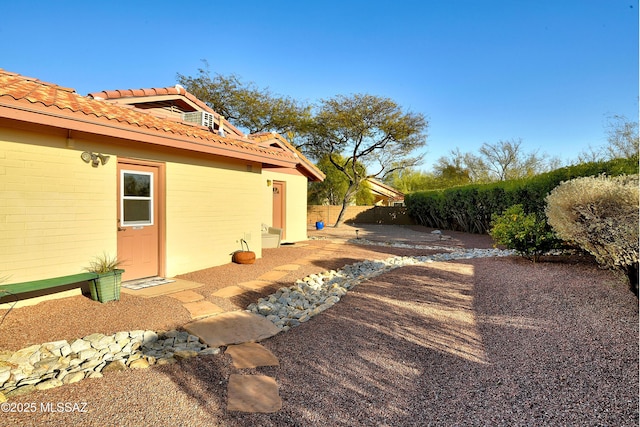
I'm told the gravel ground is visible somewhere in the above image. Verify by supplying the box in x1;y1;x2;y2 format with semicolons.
1;225;638;426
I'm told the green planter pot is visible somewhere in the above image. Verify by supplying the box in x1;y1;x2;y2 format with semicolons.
89;269;124;303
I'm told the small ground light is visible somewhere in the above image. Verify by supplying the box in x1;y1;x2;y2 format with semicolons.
356;230;360;239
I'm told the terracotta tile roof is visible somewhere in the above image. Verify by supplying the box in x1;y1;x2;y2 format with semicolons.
88;85;246;138
88;85;216;115
249;132;325;181
0;69;298;166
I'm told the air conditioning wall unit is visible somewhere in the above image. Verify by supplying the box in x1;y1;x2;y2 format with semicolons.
182;111;216;128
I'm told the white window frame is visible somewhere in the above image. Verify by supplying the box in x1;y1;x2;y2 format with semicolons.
120;170;154;227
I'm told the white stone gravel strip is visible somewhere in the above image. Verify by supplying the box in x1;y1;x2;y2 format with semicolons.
0;329;219;398
346;237;457;251
248;248;516;331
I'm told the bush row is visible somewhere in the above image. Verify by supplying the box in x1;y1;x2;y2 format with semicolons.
405;157;639;234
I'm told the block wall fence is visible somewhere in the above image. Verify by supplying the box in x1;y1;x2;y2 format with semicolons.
307;205;414;226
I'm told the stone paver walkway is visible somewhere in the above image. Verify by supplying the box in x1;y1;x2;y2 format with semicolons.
182;301;226;319
226;343;280;369
184;312;280;348
120;225;450;413
227;374;282;413
171;235;355;412
120;240;328;413
166;290;203;303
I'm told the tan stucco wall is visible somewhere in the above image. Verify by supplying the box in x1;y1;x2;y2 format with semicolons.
0;128;116;283
0;126;268;286
164;158;263;277
263;169;308;242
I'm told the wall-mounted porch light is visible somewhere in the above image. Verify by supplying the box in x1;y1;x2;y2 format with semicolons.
81;151;110;167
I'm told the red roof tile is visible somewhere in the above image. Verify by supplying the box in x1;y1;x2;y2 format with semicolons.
88;84;247;138
89;85;216;116
0;69;299;167
249;132;325;181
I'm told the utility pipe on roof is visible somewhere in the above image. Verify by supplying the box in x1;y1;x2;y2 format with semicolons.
218;115;225;137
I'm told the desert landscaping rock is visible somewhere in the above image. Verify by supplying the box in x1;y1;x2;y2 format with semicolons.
248;247;516;330
0;241;534;410
0;329;217;396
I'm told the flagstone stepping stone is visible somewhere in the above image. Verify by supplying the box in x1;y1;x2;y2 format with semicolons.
182;301;225;319
273;264;301;271
185;311;280;347
257;270;289;282
238;280;271;291
167;290;204;303
212;286;247;298
227;374;282;413
225;343;279;369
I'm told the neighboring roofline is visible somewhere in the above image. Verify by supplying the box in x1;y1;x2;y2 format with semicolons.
89;85;214;113
88;86;246;138
366;177;405;199
249;132;325;182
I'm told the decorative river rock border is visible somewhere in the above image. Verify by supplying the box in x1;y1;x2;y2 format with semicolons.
0;329;219;399
248;248;516;331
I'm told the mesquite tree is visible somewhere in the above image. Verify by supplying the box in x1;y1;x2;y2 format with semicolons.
177;62;313;138
310;94;428;227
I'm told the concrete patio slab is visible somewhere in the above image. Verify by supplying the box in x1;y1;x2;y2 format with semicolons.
227;374;282;413
212;286;247;298
167;290;204;303
121;278;204;298
185;311;280;347
182;301;225;319
226;343;280;369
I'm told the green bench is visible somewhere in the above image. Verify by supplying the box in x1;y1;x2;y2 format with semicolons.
0;273;100;299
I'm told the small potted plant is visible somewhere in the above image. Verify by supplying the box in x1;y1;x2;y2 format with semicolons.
232;239;256;264
85;253;124;303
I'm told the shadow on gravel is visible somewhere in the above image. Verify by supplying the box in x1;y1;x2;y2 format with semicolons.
208;258;638;427
150;253;638;426
212;260;491;426
153;355;230;421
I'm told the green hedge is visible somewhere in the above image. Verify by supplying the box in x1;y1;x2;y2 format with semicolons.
406;157;639;234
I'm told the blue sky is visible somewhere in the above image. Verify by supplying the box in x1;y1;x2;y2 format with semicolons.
1;0;637;171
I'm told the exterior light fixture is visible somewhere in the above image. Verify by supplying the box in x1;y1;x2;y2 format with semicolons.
81;151;110;167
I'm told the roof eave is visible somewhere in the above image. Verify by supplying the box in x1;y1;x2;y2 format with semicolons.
0;100;298;168
249;132;326;182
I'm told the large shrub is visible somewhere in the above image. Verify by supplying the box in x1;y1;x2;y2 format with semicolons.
545;174;639;296
406;157;639;234
489;204;559;261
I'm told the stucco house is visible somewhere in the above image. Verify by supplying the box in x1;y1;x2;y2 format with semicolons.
0;69;324;296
